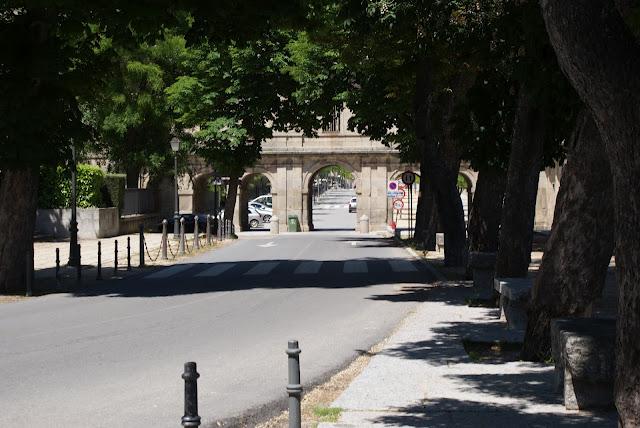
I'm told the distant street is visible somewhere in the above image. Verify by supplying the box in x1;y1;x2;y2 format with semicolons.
312;188;357;230
0;202;432;427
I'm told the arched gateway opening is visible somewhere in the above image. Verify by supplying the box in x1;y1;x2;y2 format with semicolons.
306;165;356;231
238;173;273;231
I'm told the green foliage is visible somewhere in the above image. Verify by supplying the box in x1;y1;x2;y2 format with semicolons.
317;165;354;180
313;406;342;422
103;174;126;209
37;164;108;209
75;164;105;208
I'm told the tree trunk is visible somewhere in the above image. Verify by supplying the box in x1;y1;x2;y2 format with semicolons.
522;110;614;361
495;82;545;278
414;58;467;266
467;167;507;252
540;1;640;424
414;167;437;251
0;168;39;294
224;174;239;228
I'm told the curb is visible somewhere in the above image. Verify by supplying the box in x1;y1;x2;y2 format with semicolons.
394;236;447;281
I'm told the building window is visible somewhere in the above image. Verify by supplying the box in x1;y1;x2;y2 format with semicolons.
322;107;341;132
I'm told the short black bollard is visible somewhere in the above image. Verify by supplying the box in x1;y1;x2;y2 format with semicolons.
126;237;131;271
97;241;102;280
206;215;211;245
114;239;119;273
181;362;201;427
179;217;186;256
194;216;200;250
77;244;82;282
139;223;145;267
286;340;302;428
161;219;168;260
55;247;61;289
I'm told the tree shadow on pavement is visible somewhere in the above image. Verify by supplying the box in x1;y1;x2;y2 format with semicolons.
368;399;617;427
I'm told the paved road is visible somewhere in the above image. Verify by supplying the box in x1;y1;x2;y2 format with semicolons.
312;188;356;230
0;207;432;427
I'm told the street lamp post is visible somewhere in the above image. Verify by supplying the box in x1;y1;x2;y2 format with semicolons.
170;137;181;238
68;144;79;266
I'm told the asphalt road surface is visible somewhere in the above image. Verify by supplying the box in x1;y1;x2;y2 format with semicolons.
0;204;434;427
312;188;357;230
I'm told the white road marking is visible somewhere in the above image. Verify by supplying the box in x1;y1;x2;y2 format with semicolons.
244;261;279;275
389;260;418;272
294;261;322;274
143;264;194;279
258;241;277;248
343;261;368;273
349;241;358;246
195;263;234;277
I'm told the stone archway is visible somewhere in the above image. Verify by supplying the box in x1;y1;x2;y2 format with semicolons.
303;161;360;231
235;169;276;231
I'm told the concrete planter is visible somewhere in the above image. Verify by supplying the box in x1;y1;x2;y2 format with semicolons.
36;207;120;239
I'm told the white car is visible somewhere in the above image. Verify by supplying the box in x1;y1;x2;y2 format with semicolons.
248;206;264;228
249;194;272;208
249;202;272;223
348;197;357;213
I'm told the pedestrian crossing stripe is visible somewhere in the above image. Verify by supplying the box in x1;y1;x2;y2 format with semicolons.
142;259;418;279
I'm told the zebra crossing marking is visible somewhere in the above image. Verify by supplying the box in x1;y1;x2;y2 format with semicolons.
143;264;194;279
294;261;322;274
244;261;279;276
343;261;367;273
195;263;235;277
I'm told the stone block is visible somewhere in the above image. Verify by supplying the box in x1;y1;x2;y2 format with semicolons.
494;278;532;330
469;252;497;299
550;318;616;410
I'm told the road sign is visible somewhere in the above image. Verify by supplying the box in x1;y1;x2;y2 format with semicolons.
387;181;399;192
401;170;416;186
393;199;404;210
397;189;406;199
387;191;403;198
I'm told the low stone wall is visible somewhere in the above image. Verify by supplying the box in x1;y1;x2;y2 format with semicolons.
119;213;163;234
36;208;120;239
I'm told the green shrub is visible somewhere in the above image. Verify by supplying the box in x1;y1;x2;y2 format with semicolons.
38;164;107;208
102;173;126;209
76;164;105;208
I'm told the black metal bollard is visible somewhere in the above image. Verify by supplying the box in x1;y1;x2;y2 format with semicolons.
126;237;131;271
77;244;82;282
286;340;302;428
181;362;201;427
97;241;102;280
114;240;119;272
179;217;186;256
161;219;168;260
139;223;145;267
206;215;211;245
194;216;200;250
55;248;61;289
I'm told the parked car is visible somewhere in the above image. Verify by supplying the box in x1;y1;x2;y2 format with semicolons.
348;197;357;213
248;206;264;228
249;194;272;208
157;214;209;233
249;202;272;223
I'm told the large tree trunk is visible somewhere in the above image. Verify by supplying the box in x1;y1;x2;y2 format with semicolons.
495;82;545;278
414;174;437;251
467;167;507;252
540;1;640;424
0;168;39;294
522;110;614;361
224;174;239;229
414;58;468;266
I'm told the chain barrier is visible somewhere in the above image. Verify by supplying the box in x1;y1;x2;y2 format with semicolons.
143;236;162;262
167;238;178;259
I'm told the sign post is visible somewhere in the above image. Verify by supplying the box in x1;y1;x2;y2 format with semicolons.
401;171;416;239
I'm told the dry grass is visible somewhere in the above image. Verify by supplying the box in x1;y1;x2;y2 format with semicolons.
0;294;29;304
256;338;390;428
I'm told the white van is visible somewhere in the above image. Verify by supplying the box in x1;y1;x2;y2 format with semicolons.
249;194;272;208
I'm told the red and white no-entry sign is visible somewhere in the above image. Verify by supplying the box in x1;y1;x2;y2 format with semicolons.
393;199;404;210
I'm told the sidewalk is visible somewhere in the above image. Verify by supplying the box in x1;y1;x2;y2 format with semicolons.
318;281;617;427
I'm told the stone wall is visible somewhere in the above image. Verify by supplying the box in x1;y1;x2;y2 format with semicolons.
36;207;120;239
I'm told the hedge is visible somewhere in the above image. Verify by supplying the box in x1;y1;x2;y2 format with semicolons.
38;164;124;209
103;173;126;210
